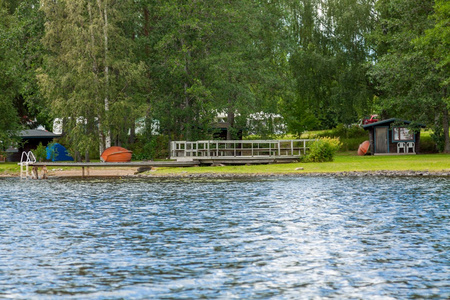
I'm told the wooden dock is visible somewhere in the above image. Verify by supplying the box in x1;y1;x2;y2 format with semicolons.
26;156;300;179
170;139;314;161
27;161;200;179
21;139;313;179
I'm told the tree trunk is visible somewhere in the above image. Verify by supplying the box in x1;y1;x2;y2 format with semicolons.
443;105;450;153
88;2;105;157
182;38;191;140
97;0;111;150
226;100;235;140
128;121;136;144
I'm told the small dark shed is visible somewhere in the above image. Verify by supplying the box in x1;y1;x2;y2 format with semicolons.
7;129;61;162
362;118;426;155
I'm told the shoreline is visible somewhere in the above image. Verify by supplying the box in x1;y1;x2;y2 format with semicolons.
2;168;450;178
139;170;450;177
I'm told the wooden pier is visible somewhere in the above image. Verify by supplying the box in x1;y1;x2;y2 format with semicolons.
21;139;315;179
27;161;200;179
170;139;315;161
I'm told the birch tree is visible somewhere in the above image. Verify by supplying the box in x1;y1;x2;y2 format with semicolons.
38;0;146;158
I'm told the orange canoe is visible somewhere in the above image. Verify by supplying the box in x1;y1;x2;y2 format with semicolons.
357;140;370;156
101;146;132;162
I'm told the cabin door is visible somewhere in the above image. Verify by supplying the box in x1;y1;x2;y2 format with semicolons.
375;127;388;153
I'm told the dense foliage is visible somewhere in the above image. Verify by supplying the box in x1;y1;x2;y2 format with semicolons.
303;137;342;162
0;0;449;156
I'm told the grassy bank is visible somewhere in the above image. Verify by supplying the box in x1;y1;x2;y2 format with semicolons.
152;153;450;175
2;153;449;177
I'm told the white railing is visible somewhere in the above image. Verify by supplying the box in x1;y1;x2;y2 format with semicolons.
18;151;36;179
170;139;316;160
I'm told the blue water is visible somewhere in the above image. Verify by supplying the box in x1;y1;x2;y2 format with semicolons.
0;176;448;299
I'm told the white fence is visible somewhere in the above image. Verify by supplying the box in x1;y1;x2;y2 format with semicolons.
170;139;316;160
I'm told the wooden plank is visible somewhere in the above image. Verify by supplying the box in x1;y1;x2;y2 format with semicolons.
30;161;200;168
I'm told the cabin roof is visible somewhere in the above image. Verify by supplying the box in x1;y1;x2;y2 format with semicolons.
19;129;61;139
362;118;426;129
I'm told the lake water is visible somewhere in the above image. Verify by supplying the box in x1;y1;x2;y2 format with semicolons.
0;176;448;299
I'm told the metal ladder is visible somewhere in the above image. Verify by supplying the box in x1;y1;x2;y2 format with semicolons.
18;151;36;179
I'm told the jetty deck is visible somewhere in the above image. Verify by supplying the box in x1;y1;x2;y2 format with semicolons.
20;139;315;179
170;139;314;161
26;161;200;179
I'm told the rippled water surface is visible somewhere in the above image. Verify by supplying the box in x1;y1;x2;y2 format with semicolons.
0;176;448;299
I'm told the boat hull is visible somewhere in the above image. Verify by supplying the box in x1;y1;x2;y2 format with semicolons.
357;140;370;156
101;146;132;162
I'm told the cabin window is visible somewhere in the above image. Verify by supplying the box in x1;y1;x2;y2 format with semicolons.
393;127;413;141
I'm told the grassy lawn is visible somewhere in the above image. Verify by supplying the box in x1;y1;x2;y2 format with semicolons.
2;152;449;176
0;162;78;176
0;163;22;175
152;152;450;175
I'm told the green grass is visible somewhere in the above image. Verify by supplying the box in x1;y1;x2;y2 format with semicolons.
0;162;92;176
0;163;21;175
151;153;450;175
3;152;449;177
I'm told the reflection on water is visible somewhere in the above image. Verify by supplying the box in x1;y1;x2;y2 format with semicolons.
0;176;448;299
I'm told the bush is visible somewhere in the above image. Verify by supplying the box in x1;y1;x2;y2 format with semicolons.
340;136;368;151
306;124;367;151
420;134;438;153
131;135;170;160
303;137;342;162
315;124;366;139
34;142;47;162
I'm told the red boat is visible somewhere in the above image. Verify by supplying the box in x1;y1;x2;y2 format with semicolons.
362;114;379;125
357;140;370;156
101;146;132;162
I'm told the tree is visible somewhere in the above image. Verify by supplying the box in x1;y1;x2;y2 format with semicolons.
370;0;450;152
282;0;377;134
37;0;147;158
0;0;21;149
12;0;49;128
206;0;278;139
136;0;215;141
139;0;284;141
415;0;450;151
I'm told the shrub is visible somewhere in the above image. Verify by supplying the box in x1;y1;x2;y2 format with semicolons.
33;142;47;162
303;137;342;162
420;135;438;153
308;124;367;151
131;135;170;160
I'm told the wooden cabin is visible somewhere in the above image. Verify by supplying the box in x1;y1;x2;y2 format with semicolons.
362;118;426;155
6;129;61;162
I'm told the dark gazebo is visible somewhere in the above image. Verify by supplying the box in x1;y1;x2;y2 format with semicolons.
362;118;426;155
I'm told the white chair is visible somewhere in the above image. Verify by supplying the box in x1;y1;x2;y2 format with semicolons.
397;142;406;153
406;142;415;153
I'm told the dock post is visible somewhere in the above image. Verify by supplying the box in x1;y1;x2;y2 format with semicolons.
32;166;38;179
291;140;293;156
42;166;48;179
